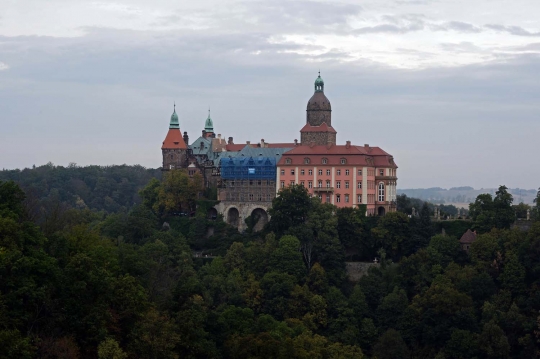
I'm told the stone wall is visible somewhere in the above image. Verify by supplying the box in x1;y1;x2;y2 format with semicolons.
345;262;380;282
162;148;187;170
300;131;336;146
214;201;271;232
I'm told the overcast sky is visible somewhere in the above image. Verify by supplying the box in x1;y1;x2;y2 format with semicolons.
1;0;539;189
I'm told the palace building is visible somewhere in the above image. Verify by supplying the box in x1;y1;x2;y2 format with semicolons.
161;74;398;229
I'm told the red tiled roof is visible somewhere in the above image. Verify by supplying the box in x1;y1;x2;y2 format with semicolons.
277;144;397;167
267;143;296;148
459;229;477;244
278;145;397;168
225;144;248;151
300;122;337;133
162;129;187;149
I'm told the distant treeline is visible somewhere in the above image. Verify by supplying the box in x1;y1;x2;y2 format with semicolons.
0;163;161;214
398;187;537;205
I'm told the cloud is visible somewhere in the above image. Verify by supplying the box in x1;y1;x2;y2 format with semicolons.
441;21;481;33
0;62;9;70
485;24;540;37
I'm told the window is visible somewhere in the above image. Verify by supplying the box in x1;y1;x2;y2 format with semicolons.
345;170;350;176
318;194;322;200
326;169;330;176
336;181;341;189
304;158;310;164
308;181;313;188
345;181;349;189
341;158;346;164
231;181;235;187
267;194;272;201
301;169;305;175
309;170;313;175
318;180;322;188
258;194;262;201
322;158;328;164
336;195;341;203
281;181;285;188
285;158;292;164
318;170;323;175
249;180;253;186
300;181;305;186
380;170;384;176
358;170;362;176
281;169;285;175
357;195;362;203
378;182;385;202
326;180;330;188
291;170;295;175
345;194;349;203
357;182;362;189
249;194;254;200
337;169;341;176
290;180;295;185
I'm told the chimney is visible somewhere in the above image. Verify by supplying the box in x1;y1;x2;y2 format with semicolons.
202;130;206;137
183;131;189;144
346;140;351;149
260;138;265;147
246;141;250;145
218;134;221;139
364;144;369;148
294;139;298;146
228;137;233;144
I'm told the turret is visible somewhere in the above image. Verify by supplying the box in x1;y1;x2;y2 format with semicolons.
162;103;188;170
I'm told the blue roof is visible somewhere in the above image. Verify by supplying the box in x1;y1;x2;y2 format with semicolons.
221;156;277;180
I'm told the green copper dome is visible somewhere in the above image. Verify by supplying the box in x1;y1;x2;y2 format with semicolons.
204;109;214;132
169;104;180;129
314;72;324;92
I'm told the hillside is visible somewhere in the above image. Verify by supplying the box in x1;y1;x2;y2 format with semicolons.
398;186;537;206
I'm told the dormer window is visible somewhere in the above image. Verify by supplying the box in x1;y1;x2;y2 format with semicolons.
285;158;292;164
322;158;328;164
304;157;310;164
340;158;346;164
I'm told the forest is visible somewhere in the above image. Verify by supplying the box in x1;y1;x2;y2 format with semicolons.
1;165;540;359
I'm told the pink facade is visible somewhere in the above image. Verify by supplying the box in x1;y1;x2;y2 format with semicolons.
276;146;397;215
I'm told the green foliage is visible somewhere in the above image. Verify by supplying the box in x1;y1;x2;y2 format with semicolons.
470;186;516;233
373;328;410;359
2;174;540;358
0;164;161;214
371;211;410;260
98;338;128;359
268;184;312;236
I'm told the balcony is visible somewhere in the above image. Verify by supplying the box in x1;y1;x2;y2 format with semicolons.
375;175;398;181
313;187;334;192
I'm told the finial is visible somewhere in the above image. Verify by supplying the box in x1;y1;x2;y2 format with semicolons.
208;106;210;117
174;102;176;112
318;69;320;77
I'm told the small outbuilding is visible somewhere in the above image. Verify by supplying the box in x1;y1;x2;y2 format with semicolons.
459;229;477;252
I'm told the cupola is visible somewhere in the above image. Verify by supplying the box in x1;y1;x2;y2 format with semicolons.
169;103;180;129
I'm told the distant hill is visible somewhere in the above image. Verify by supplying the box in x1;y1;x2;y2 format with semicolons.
397;187;537;206
0;163;162;213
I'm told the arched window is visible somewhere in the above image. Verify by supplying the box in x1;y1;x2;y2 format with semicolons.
322;158;328;164
285;158;292;164
304;157;310;164
378;182;385;202
340;158;346;164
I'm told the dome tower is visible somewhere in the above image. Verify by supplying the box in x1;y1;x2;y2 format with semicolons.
300;73;337;146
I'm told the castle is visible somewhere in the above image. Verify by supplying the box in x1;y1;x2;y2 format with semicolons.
161;74;398;230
